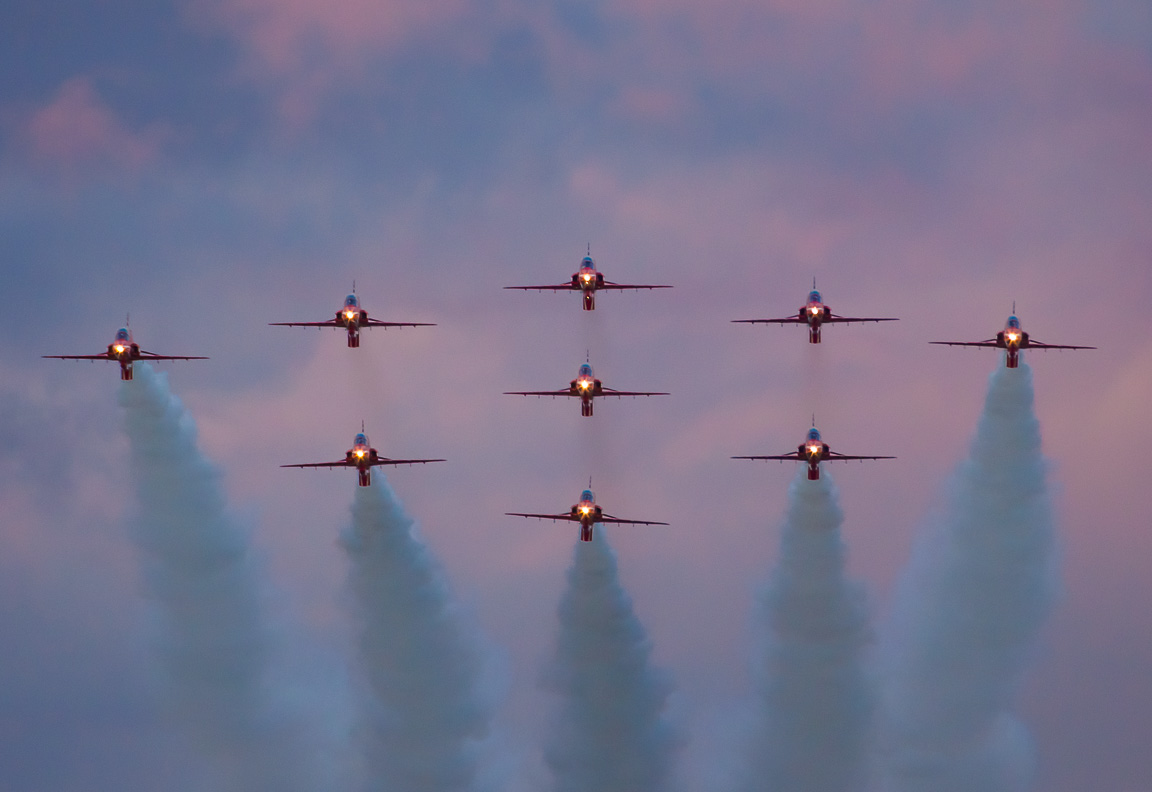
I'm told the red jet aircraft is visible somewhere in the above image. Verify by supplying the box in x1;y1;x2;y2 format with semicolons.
505;360;668;417
505;251;671;311
733;282;897;343
271;289;435;347
44;325;207;380
930;309;1095;368
282;429;444;487
733;425;894;480
507;486;667;542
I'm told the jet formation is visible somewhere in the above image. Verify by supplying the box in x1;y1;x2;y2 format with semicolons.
505;359;668;417
42;263;1094;535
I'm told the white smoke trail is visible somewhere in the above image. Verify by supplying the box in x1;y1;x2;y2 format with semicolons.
542;529;677;792
740;470;873;792
118;363;313;791
341;477;491;792
880;362;1057;792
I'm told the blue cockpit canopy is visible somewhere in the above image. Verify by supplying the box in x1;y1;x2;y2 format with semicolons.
808;290;822;303
354;433;368;446
345;294;359;307
1007;315;1020;328
580;489;595;503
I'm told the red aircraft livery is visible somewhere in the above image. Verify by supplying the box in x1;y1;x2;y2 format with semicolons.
282;429;444;487
505;360;668;417
43;326;207;380
506;487;668;542
733;282;898;343
733;425;894;480
505;251;671;311
271;289;435;348
930;309;1095;368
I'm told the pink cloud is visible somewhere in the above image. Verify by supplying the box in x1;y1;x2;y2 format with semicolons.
21;77;162;175
535;0;1148;131
189;0;474;74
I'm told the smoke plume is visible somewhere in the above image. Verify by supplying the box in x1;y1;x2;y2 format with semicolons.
341;477;491;792
880;362;1057;792
119;363;312;791
543;529;677;792
740;470;873;792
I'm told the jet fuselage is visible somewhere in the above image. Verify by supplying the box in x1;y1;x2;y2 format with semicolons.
995;315;1030;368
345;432;380;486
570;489;604;541
798;290;834;343
799;426;832;479
569;363;604;416
104;328;141;379
569;257;606;310
337;294;370;347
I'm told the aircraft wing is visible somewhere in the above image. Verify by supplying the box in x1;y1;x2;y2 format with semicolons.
505;512;578;522
929;339;1000;348
42;353;111;360
1026;339;1096;351
504;284;575;291
731;317;807;325
732;452;803;461
269;319;342;328
824;315;899;324
370;458;446;466
281;460;350;469
361;319;436;328
597;281;672;291
599;513;669;526
138;350;209;361
599;387;670;397
504;389;574;397
826;452;896;461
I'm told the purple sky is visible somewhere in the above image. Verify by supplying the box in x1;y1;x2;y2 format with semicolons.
2;0;1150;789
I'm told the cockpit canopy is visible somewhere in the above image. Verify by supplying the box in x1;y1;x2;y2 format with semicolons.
807;427;822;442
578;363;593;377
344;294;359;308
1006;315;1020;329
580;489;595;503
808;290;822;304
115;328;130;341
581;257;595;269
354;433;368;446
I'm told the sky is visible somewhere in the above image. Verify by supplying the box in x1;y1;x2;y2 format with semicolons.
1;0;1150;789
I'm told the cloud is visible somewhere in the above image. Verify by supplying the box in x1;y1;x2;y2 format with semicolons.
191;0;472;71
18;77;163;176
